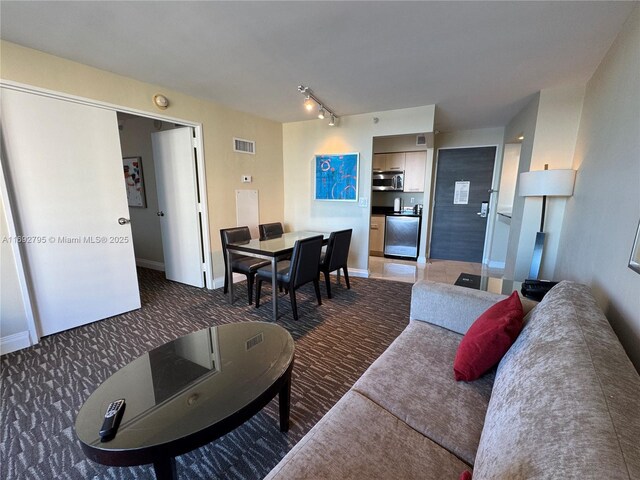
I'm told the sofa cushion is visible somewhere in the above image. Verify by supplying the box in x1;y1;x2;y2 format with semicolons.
473;281;640;479
454;291;524;381
352;320;494;465
265;390;470;480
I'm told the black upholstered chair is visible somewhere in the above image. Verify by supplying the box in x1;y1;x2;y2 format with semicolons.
259;222;284;240
220;226;270;305
255;235;323;320
319;229;352;298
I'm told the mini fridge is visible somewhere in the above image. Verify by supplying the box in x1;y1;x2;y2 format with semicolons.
384;215;420;259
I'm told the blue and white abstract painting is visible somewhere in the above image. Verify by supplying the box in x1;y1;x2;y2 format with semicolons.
314;152;359;201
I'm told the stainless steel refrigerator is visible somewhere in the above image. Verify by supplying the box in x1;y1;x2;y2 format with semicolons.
384;215;420;259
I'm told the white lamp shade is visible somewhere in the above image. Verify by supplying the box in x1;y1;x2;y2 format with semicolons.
519;169;576;197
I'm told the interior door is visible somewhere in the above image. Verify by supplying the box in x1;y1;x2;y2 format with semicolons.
151;128;204;287
0;88;140;336
430;147;496;262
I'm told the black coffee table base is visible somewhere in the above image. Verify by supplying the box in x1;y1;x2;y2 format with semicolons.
83;362;293;480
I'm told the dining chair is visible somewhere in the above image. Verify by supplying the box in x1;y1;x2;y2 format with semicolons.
319;229;353;299
259;222;284;240
220;226;270;305
255;235;323;320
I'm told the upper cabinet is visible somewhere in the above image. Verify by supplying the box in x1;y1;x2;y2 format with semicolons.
372;154;387;172
373;152;406;172
403;151;427;192
385;152;406;171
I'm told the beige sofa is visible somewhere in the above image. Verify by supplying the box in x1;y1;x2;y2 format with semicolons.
266;281;640;479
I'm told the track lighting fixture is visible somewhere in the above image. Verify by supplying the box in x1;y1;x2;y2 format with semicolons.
304;96;314;111
297;85;338;126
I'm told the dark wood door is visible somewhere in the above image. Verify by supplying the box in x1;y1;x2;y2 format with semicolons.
430;147;496;262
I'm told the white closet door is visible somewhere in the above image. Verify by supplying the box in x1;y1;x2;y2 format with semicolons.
1;88;140;336
152;128;204;288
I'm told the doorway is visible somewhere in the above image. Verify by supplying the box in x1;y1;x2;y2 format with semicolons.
117;114;206;288
430;146;497;263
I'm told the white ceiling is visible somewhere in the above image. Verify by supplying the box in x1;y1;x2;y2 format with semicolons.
0;1;635;131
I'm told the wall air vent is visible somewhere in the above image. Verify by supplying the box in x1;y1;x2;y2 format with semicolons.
233;138;255;155
416;134;427;146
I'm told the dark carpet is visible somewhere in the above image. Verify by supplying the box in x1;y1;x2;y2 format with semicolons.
1;269;412;479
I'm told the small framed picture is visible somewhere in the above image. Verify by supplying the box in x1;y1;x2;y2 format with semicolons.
629;220;640;274
123;156;146;208
314;152;359;202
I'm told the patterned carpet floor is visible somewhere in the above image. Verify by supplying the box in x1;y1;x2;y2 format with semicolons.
1;269;412;479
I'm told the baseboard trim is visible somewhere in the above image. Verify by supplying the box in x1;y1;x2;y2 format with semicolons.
1;331;31;355
346;268;369;278
136;258;165;271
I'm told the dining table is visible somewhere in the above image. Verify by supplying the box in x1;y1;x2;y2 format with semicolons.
225;230;329;321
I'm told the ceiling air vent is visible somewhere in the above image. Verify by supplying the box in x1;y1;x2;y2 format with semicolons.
416;134;427;146
233;137;255;155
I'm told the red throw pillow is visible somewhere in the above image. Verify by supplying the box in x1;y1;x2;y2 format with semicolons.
459;471;472;480
454;291;524;381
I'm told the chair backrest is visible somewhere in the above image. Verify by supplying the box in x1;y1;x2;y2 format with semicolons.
325;229;353;271
259;222;284;240
220;226;252;268
289;235;323;289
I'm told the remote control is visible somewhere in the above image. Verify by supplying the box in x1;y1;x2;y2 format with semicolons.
99;399;125;441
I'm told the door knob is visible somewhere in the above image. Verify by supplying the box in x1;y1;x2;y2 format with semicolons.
157;211;165;217
118;218;131;225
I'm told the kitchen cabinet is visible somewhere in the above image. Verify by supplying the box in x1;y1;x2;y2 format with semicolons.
404;151;427;192
385;152;406;171
372;152;406;172
372;154;386;172
370;214;386;256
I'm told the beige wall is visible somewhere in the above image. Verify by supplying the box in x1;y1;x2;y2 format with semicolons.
0;40;284;285
556;7;640;369
283;106;435;273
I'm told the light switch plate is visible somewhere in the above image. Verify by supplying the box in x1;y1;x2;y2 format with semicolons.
242;175;252;183
358;197;368;208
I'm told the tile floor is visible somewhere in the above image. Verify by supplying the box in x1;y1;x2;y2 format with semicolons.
368;256;504;284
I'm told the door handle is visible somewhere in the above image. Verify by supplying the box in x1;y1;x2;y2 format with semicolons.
476;202;489;218
157;211;165;217
118;217;130;225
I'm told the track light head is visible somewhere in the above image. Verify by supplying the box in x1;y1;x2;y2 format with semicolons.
318;106;325;119
304;96;314;111
328;114;336;126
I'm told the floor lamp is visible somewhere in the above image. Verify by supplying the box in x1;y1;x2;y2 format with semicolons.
519;164;576;279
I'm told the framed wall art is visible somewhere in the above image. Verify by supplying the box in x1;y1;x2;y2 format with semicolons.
123;156;146;208
314;152;359;202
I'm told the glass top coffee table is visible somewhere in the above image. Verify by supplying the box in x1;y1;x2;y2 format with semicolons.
75;322;294;480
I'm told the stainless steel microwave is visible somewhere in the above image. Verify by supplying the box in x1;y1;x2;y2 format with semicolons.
372;171;404;191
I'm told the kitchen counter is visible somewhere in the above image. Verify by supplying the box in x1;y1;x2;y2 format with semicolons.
372;206;421;216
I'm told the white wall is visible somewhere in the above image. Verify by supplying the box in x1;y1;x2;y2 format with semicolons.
283;105;435;274
504;94;541;280
556;7;640;369
434;127;506;265
528;85;585;279
504;85;586;281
